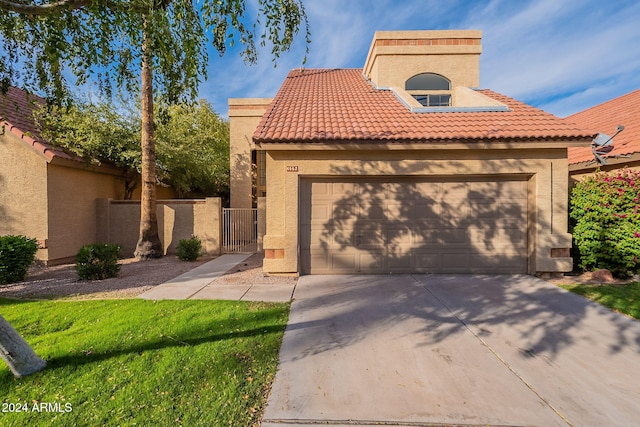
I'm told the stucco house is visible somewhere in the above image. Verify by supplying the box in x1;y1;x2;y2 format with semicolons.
229;30;595;276
0;86;173;265
566;89;640;181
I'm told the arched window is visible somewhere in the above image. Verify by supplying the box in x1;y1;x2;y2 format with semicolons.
405;73;450;91
405;73;451;107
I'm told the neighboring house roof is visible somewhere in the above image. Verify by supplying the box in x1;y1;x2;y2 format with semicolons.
253;69;595;145
0;86;77;162
566;89;640;166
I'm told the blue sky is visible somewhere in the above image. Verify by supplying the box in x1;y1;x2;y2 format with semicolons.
202;0;640;119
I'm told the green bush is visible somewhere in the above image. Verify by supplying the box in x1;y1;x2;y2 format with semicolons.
176;236;203;261
570;169;640;277
0;235;39;284
75;243;121;280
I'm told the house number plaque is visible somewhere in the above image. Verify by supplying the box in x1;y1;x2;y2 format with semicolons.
286;166;299;172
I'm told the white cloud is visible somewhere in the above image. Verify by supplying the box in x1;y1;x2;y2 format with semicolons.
464;0;640;114
6;0;639;119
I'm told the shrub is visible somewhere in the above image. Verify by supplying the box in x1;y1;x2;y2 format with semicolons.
570;169;640;277
0;235;39;284
176;236;203;261
75;243;121;280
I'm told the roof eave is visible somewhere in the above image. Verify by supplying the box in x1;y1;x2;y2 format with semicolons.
569;151;640;172
255;137;594;150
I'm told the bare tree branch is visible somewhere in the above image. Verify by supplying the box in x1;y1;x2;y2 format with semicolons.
0;0;149;15
0;0;91;14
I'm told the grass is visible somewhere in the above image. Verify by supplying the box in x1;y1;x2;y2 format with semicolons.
560;282;640;320
0;298;289;426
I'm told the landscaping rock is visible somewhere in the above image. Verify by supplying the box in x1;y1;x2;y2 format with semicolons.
591;269;615;283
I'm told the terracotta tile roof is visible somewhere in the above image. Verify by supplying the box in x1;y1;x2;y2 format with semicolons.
0;86;77;162
566;89;640;165
253;69;595;145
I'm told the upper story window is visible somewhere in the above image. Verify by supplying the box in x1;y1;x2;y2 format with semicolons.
405;73;451;107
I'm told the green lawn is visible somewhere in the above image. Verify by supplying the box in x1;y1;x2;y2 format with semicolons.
560;282;640;320
0;298;289;426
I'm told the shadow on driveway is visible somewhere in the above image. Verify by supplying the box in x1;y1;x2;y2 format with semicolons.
263;274;640;427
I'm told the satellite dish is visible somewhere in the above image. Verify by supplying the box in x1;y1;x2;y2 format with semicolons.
592;125;625;165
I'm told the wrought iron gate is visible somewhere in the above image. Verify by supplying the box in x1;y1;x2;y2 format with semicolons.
222;208;258;253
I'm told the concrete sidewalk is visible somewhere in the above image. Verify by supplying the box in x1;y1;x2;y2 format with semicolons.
138;253;295;302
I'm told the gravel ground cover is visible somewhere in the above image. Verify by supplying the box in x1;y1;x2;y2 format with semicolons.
0;253;296;300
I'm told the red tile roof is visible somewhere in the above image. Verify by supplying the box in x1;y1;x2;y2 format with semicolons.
0;86;77;162
253;69;595;145
566;89;640;165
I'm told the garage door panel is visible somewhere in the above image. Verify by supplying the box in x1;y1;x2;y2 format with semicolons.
440;228;470;244
415;253;440;270
388;253;412;269
309;252;329;270
311;203;332;222
440;198;469;215
414;182;441;197
439;253;471;271
408;202;441;220
302;177;528;274
469;253;527;273
412;229;441;245
331;253;357;271
311;181;331;196
498;180;528;196
441;181;469;196
330;182;358;195
386;227;413;246
359;252;384;272
310;227;334;248
356;230;384;247
386;203;407;220
328;200;359;221
360;202;386;220
498;203;527;221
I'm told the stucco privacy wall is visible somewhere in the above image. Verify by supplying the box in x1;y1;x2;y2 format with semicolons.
46;163;126;263
229;98;272;208
0;130;49;257
96;198;221;257
261;148;572;275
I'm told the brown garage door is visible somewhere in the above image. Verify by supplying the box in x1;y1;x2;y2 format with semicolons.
300;177;528;274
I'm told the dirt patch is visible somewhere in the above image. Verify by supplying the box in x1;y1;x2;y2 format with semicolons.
546;271;638;286
0;253;297;301
211;253;298;286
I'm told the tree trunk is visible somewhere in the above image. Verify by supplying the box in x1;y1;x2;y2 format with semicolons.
134;19;163;259
0;315;46;377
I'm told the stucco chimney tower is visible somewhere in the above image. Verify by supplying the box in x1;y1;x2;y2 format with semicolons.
363;30;482;90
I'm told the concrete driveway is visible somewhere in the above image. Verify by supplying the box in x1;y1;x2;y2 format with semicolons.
262;274;640;427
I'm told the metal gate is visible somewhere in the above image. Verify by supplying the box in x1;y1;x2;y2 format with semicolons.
222;208;258;253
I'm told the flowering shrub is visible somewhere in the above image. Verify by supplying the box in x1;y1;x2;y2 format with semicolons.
570;169;640;277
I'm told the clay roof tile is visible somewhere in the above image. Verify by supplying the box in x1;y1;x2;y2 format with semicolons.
566;89;640;165
0;86;80;162
254;69;594;144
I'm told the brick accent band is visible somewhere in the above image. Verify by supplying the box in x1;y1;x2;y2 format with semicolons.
265;249;285;259
550;248;570;258
375;38;480;47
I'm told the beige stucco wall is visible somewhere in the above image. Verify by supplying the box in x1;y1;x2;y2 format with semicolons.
229;98;272;208
46;162;125;264
261;146;574;276
98;198;221;257
0;132;49;259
